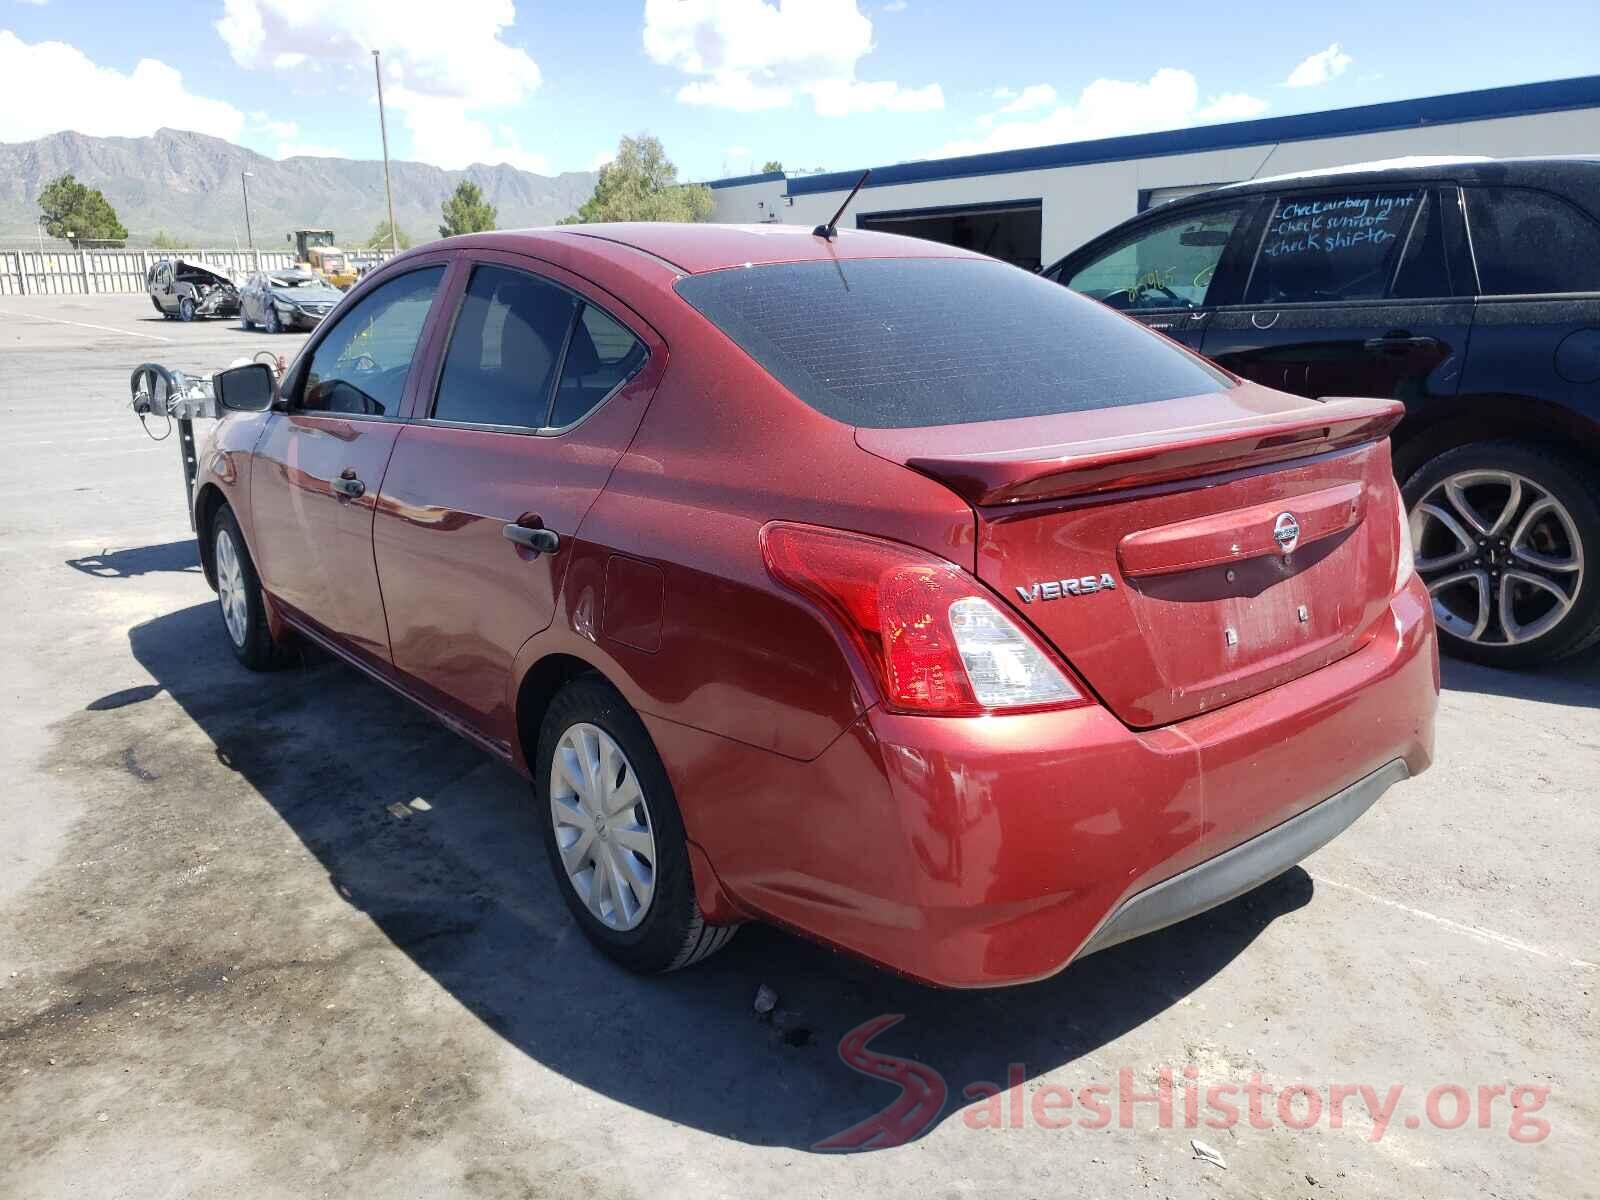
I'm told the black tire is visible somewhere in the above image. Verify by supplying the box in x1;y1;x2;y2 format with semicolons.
210;505;291;670
534;675;736;973
148;296;164;316
240;310;254;331
265;307;282;335
178;297;196;322
1403;440;1600;666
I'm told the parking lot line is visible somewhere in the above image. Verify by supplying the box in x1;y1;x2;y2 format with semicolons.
0;306;172;342
1312;873;1597;970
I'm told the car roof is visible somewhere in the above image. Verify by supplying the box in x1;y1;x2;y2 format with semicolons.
438;223;983;275
1194;154;1600;202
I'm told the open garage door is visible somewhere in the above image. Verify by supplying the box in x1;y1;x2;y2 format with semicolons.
857;200;1043;270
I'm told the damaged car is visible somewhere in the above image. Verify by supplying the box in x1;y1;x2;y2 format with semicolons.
239;269;344;334
145;259;240;322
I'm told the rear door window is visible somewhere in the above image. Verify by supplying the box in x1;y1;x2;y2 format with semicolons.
676;257;1230;429
1064;205;1247;310
433;265;579;429
1246;189;1422;304
549;304;647;428
1464;186;1600;295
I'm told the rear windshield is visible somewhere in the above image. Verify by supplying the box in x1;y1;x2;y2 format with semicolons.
674;257;1230;428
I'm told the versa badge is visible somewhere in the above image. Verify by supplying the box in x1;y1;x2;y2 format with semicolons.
1016;573;1117;603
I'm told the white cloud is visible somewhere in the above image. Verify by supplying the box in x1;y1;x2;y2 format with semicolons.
214;0;546;169
0;31;245;142
999;83;1056;114
1195;92;1270;122
16;0;51;6
642;0;943;117
590;149;616;171
882;0;908;10
1284;43;1352;88
937;68;1268;157
726;144;751;157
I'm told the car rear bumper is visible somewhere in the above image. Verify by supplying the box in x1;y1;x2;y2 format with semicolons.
1075;757;1409;958
659;573;1438;988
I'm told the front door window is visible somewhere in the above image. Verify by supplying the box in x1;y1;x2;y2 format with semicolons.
1065;206;1247;311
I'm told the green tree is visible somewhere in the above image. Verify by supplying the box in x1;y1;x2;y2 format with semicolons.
150;230;184;250
38;173;128;245
367;219;414;250
438;181;497;238
761;160;783;173
561;135;713;225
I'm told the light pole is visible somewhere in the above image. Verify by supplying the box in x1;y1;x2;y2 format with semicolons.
240;171;256;263
373;49;399;255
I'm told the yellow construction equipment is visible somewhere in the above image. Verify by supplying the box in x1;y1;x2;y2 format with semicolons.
287;229;358;290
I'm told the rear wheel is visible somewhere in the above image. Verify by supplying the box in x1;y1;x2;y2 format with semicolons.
149;296;164;316
211;505;290;670
1404;441;1599;666
535;675;736;973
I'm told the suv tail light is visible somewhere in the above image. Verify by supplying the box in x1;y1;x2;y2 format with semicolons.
761;522;1089;715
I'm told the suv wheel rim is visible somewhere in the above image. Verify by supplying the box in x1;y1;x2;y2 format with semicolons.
550;722;657;931
1410;469;1584;646
215;528;249;647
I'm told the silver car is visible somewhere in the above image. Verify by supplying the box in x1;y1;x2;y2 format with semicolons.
239;269;344;333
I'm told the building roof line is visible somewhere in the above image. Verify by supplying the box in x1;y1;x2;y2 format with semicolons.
704;75;1600;198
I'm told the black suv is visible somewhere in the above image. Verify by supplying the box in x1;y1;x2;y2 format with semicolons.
1046;157;1600;666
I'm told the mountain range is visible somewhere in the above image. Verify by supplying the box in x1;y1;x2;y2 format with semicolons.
0;128;600;248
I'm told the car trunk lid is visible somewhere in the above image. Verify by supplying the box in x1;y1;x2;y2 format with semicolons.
858;385;1405;727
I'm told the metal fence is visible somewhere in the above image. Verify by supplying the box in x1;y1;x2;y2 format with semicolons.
0;248;325;296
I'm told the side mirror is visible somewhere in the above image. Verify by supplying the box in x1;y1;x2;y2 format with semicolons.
215;362;275;413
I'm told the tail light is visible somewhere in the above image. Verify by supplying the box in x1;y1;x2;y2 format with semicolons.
761;522;1089;716
1393;481;1416;591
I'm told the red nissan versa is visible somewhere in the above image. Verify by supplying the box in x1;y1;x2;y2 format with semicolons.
201;223;1438;988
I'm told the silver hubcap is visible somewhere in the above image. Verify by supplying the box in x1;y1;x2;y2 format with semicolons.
215;528;249;648
550;723;656;931
1410;469;1585;646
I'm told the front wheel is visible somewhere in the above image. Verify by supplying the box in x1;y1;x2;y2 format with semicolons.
212;505;290;670
265;307;282;335
178;297;196;322
1404;441;1600;666
535;675;736;973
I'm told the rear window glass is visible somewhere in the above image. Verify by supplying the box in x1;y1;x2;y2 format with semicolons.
674;257;1230;429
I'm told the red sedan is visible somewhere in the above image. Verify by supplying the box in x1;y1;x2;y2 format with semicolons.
202;224;1438;987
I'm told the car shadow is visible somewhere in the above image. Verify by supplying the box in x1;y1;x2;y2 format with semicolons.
66;540;200;579
121;600;1313;1152
1440;653;1599;709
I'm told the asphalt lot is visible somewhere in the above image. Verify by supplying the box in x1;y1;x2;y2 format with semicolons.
1;293;1596;1199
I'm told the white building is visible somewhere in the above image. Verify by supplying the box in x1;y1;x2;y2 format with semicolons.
707;76;1600;270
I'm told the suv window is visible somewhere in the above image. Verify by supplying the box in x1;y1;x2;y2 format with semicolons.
1064;205;1246;310
1390;192;1453;299
1465;187;1600;295
1246;189;1421;304
675;257;1231;429
301;265;444;418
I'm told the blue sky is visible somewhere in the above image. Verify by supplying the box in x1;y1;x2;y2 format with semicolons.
1;0;1596;180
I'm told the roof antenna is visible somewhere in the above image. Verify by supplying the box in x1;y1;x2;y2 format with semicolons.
813;170;871;240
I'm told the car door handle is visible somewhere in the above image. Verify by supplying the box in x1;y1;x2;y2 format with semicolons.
503;522;560;556
331;469;365;498
1363;333;1439;351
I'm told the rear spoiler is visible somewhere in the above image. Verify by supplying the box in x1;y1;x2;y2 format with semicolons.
903;397;1404;506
